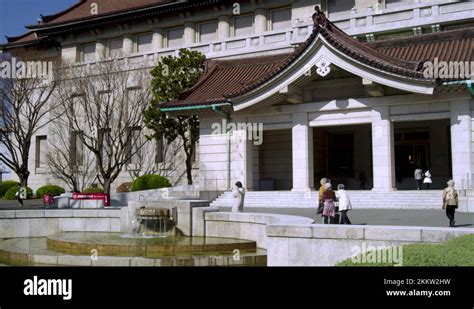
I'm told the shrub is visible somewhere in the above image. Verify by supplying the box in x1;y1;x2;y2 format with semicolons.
0;180;20;197
337;234;474;267
82;187;105;194
116;182;132;193
4;186;33;200
131;174;172;192
36;185;65;198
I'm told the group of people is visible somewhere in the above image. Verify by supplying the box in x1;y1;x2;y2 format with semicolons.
414;167;432;190
231;176;459;227
318;178;352;225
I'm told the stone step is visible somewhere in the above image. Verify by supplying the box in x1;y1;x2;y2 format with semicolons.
211;190;443;209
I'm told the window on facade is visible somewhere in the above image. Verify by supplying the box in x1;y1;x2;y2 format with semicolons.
234;14;254;37
136;33;153;53
167;27;184;48
70;131;84;167
270;8;291;31
99;128;112;163
81;43;96;62
155;137;164;164
108;38;123;58
328;0;355;15
127;127;142;164
35;135;47;168
198;21;218;43
385;0;414;9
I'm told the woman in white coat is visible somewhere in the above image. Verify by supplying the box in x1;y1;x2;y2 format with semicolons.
232;181;245;213
335;184;352;224
423;170;432;189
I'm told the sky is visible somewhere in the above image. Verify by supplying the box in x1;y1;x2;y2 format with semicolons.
0;0;77;43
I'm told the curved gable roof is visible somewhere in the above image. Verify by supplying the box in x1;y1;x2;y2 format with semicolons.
160;7;433;109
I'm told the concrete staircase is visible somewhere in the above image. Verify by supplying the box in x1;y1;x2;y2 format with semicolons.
210;190;443;209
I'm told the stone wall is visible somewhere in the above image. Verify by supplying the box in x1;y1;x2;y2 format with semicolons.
196;209;474;266
0;209;121;238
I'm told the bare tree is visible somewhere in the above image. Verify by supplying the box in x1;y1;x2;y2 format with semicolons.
55;60;151;194
0;53;58;187
127;136;186;184
46;112;97;192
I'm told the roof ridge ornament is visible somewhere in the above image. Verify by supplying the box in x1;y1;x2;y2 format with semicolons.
312;6;331;30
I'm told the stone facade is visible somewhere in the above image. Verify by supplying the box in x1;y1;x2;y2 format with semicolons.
1;0;473;198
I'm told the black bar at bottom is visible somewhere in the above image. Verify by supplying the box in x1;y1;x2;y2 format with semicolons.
0;267;472;306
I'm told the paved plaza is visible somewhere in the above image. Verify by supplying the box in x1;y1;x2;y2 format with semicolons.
218;207;474;228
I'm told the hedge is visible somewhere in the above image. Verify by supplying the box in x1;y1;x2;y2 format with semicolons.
0;180;20;197
337;234;474;267
131;174;172;192
4;186;33;200
36;185;65;198
82;187;105;194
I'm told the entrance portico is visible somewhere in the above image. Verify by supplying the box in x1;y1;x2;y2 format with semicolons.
161;7;474;210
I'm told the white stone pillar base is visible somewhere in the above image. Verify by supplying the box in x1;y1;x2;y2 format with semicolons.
292;113;314;191
371;106;396;191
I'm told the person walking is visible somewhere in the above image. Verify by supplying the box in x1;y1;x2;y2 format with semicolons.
423;169;432;189
231;181;245;213
15;189;24;207
414;167;423;190
317;178;328;215
442;180;458;227
336;184;352;224
321;183;336;224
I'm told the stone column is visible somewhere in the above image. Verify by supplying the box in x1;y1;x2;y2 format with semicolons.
231;119;254;190
96;39;106;60
371;106;396;191
450;100;472;190
218;15;231;39
184;22;196;45
291;113;314;191
123;34;134;55
255;8;267;33
152;28;164;49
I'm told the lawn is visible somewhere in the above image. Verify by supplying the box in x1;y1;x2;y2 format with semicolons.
337;234;474;266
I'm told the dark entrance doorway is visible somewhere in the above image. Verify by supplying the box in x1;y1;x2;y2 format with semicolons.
314;124;372;190
394;119;452;189
328;133;354;178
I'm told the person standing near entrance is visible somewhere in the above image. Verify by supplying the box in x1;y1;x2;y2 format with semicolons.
321;183;336;224
442;180;458;227
423;169;432;189
336;184;352;224
414;167;423;190
231;181;245;213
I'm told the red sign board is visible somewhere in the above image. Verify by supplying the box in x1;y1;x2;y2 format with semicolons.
72;193;110;207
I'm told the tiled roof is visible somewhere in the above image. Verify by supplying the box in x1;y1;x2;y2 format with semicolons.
2;32;40;47
160;10;442;108
31;0;173;28
170;54;290;107
367;28;474;63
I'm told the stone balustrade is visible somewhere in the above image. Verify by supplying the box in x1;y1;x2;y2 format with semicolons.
195;209;474;266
